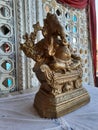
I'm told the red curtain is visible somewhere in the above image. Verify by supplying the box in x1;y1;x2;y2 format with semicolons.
56;0;88;9
56;0;97;85
88;0;97;85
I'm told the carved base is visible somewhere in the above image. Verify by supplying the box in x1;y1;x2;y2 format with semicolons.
34;87;90;118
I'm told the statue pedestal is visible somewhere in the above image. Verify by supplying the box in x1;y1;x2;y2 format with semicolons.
34;87;90;118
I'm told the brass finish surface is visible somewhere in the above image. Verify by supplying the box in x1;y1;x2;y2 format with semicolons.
20;13;90;118
34;87;90;118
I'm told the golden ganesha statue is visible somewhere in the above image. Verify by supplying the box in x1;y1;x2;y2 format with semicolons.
20;13;90;118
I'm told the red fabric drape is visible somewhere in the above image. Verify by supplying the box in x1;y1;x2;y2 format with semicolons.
57;0;97;85
88;0;97;85
56;0;88;9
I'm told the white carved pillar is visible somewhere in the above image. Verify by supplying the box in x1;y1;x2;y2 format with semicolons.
30;0;41;87
14;0;27;90
24;0;31;89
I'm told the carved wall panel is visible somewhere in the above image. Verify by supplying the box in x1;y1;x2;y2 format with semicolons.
0;0;17;93
0;0;94;94
0;0;37;93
